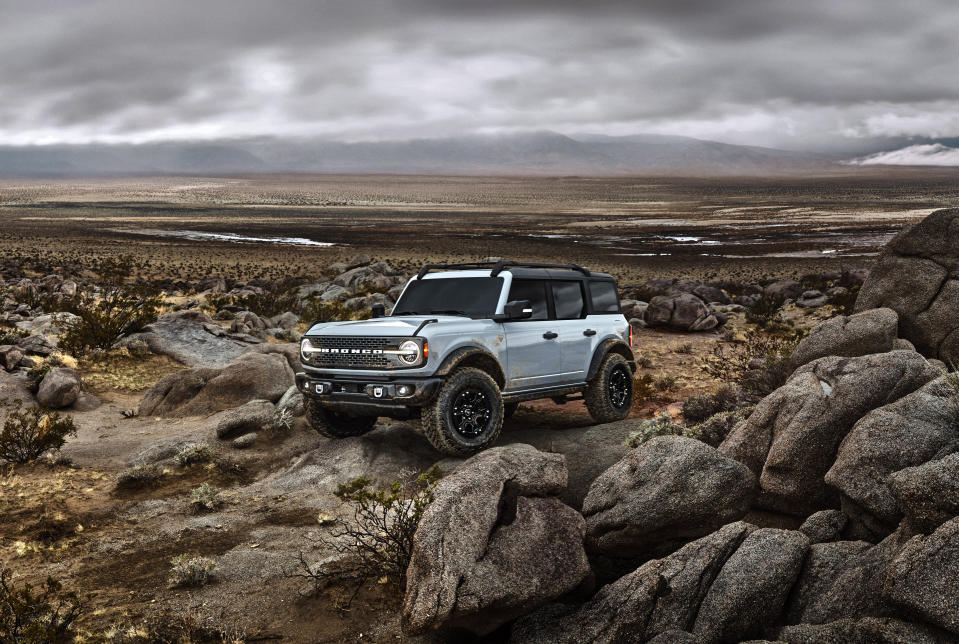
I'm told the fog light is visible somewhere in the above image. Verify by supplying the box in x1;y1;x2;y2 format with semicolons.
397;385;414;397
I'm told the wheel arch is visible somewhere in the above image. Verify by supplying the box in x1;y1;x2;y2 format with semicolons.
587;338;636;381
435;346;506;389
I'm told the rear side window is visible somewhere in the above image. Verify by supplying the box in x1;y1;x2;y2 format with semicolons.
507;279;549;320
552;281;586;319
589;280;620;313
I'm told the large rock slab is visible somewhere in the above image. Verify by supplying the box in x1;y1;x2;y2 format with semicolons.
692;528;809;643
825;374;959;534
402;444;588;636
125;310;250;368
779;617;956;644
583;435;756;558
511;522;757;644
644;293;720;332
138;352;293;417
885;517;959;636
789;308;899;369
720;351;938;515
856;208;959;363
889;452;959;534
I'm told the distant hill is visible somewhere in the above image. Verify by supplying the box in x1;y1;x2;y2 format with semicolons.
846;143;959;167
0;131;831;177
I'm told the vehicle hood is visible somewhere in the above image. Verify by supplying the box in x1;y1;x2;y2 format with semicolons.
305;315;489;337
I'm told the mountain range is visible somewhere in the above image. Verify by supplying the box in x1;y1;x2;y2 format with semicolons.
0;131;955;177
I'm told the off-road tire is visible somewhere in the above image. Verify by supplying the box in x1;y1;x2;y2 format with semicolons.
305;398;378;438
503;402;519;419
422;367;504;455
585;352;633;423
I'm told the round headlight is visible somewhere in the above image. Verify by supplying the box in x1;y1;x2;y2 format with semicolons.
398;340;420;364
300;338;315;362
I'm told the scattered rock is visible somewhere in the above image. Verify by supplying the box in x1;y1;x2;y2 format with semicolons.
764;280;803;299
15;312;78;336
232;432;258;449
789;308;899;369
692;528;809;643
0;345;24;371
511;522;757;644
644;293;720;332
138;352;293;417
36;367;81;409
856;207;959;363
796;290;828;308
15;333;56;356
800;510;848;544
885;517;959;635
720;351;938;515
124;310;250;368
402;444;588;636
583;436;756;557
825;374;959;535
214;400;275;439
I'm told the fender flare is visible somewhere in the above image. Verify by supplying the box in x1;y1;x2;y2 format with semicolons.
434;346;507;389
586;338;636;381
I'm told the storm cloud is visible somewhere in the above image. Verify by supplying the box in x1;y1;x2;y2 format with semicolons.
1;0;958;149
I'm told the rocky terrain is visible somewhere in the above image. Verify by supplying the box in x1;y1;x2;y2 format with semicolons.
2;209;959;642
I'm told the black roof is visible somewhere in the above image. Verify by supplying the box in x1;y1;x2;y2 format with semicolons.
416;260;615;281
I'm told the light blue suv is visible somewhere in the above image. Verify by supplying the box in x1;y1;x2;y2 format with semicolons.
295;261;635;455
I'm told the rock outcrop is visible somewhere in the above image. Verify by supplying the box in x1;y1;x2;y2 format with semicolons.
789;308;899;369
583;436;756;557
125;310;252;368
644;293;721;332
856;207;959;364
403;444;589;636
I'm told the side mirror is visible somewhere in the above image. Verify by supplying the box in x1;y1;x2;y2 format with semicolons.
371;303;386;318
503;300;533;320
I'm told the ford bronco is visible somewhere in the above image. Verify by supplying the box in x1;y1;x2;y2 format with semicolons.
295;261;635;455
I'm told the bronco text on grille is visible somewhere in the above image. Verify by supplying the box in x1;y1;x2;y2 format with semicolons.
302;336;397;369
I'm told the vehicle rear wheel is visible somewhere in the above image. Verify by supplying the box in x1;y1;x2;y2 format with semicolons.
305;398;378;438
584;352;633;423
422;367;504;455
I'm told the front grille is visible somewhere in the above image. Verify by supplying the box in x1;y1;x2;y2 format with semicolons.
306;336;397;369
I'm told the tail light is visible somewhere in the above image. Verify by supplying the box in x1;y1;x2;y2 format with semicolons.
628;325;633;347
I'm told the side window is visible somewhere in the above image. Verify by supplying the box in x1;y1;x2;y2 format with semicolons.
552;281;586;319
507;279;549;320
589;280;620;314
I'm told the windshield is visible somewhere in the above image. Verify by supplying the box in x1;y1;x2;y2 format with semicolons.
392;277;504;318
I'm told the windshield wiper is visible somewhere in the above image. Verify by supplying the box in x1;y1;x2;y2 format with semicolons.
430;310;471;317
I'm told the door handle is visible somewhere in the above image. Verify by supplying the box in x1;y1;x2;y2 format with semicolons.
583;329;597;336
543;331;558;340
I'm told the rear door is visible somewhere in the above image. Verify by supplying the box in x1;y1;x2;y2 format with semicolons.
550;280;594;383
502;278;564;389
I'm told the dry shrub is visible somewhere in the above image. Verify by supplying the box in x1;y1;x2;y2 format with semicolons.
745;293;786;328
0;567;84;644
0;403;77;464
189;483;221;513
701;329;801;400
624;413;685;447
682;384;745;424
168;555;217;588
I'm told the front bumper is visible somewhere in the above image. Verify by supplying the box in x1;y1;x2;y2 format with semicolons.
295;369;444;416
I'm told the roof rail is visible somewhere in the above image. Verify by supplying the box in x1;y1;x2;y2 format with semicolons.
416;260;591;280
489;261;591;277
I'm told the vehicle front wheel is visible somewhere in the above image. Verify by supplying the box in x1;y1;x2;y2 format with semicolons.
584;352;633;423
422;367;504;455
305;398;378;438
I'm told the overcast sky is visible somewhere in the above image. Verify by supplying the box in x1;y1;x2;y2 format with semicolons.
1;0;958;149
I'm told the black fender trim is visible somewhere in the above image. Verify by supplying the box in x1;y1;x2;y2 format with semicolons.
435;346;506;388
586;339;636;381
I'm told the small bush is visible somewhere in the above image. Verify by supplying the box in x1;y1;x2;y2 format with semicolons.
189;483;221;513
233;288;298;319
701;329;801;400
0;403;78;463
168;555;217;588
115;464;163;490
625;413;685;447
0;567;84;644
682;384;744;424
0;326;28;345
635;355;655;369
675;343;694;355
173;444;213;467
633;373;657;403
56;255;163;357
685;407;755;447
295;466;441;593
267;408;295;436
655;375;680;393
745;293;786;328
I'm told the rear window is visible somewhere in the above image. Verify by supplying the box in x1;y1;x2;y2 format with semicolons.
392;277;503;318
589;280;620;313
552;281;586;319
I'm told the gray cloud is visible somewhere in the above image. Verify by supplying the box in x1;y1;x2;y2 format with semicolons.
1;0;958;148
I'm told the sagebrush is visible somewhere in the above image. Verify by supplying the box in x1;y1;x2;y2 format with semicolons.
0;567;84;644
0;403;78;463
168;555;217;588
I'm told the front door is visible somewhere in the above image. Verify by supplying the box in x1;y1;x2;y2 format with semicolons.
502;279;563;389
